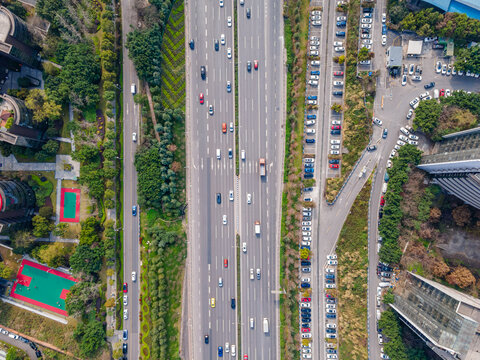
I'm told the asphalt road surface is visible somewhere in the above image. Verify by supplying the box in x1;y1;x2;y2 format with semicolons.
121;0;141;357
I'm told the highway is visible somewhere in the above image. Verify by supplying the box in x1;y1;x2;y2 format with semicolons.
185;0;237;358
237;0;284;359
120;0;141;357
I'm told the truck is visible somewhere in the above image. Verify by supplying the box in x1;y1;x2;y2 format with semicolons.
131;83;136;94
259;158;266;177
255;221;261;235
263;318;269;334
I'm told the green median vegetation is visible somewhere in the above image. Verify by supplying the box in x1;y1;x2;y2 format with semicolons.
337;174;371;359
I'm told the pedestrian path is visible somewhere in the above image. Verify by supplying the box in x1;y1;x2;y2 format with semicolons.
0;154;56;172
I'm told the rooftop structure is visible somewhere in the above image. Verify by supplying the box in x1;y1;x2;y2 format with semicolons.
386;46;402;68
407;40;423;56
421;0;480;20
0;178;35;233
418;128;480;209
0;94;44;148
392;272;480;360
0;6;39;67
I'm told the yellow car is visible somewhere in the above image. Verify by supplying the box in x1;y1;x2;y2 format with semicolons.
210;297;216;308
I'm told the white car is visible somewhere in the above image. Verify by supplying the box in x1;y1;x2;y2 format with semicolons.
326;284;336;288
310;40;320;45
378;333;383;344
333;41;343;46
132;132;137;142
227;47;232;59
302;231;311;236
301;277;311;283
361;34;372;39
389;149;396;159
442;64;447;75
304;158;315;163
408;140;418;146
302;221;312;226
382;35;387;46
336;16;346;21
302;226;311;231
222;214;227;225
307;99;317;105
394;144;401;150
123;309;128;320
362;39;373;45
302;241;311;246
311;60;320;66
227;16;232;27
399;135;408;142
310;74;319;80
332;120;341;125
229;190;234;201
301;303;311;308
406;109;413;119
382;13;386;23
303;236;311;241
386;160;392;168
361;18;372;23
220;33;225;45
408;134;418;140
219;0;223;6
419;91;430;99
123;295;128;306
334;47;345;52
333;81;344;86
242;242;247;252
408;64;415;75
331;140;341;144
326;304;336;309
312;20;321;26
308;80;318;86
331;150;340;155
311;15;321;21
397;140;406;146
327;355;337;359
305;120;315;126
362;44;372;49
361;24;371;29
401;75;407;86
131;271;136;282
409;97;419;108
445;89;451;97
306;129;315;134
412;75;422;81
436;61;442;73
373;117;382;126
326;268;335;273
311;10;322;15
309;46;319;51
327;255;337;260
327;260;338;265
331;145;340;150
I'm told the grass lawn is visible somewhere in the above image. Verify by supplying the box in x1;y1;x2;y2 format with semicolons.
336;175;371;360
58;141;72;155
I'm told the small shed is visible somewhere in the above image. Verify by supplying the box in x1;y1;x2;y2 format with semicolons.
386;46;402;68
407;40;423;56
445;40;454;57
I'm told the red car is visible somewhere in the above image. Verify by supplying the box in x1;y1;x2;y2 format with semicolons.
222;123;227;133
224;258;228;268
440;89;445;97
329;164;339;169
331;125;341;130
199;93;204;104
244;356;248;360
123;283;128;293
333;71;344;76
325;294;333;298
380;196;385;206
301;297;311;302
254;60;258;70
301;328;311;333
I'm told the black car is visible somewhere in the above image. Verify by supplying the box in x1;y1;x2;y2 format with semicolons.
331;130;341;135
301;261;311;266
204;335;209;344
200;66;206;80
329;159;340;164
303;187;313;192
304;174;313;179
363;7;373;12
231;297;236;309
366;145;377;152
246;7;251;18
29;342;37;350
122;330;128;341
189;39;195;50
301;308;311;313
214;39;219;51
424;81;435;89
35;350;42;359
361;28;370;34
326;328;336;334
247;61;252;72
123;343;128;354
332;91;343;96
302;323;311;328
302;318;312;322
216;193;221;204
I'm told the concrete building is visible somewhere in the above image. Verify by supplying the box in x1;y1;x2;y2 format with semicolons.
407;40;423;57
0;178;35;233
417;127;480;209
421;0;480;21
392;272;480;360
0;93;44;148
0;6;39;68
386;46;402;68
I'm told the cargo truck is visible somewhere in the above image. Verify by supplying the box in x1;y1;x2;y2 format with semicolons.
259;158;266;177
255;221;261;235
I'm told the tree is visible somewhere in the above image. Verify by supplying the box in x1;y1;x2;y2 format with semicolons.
24;89;62;123
53;223;68;237
104;297;115;308
70;244;103;275
6;348;20;360
431;260;450;278
429;207;442;223
32;215;53;237
66;281;99;317
79;217;101;245
358;47;370;61
338;55;345;65
39;206;54;218
331;103;342;113
452;204;471;227
446;266;476;288
41;140;60;156
77;319;105;357
413;99;443;136
36;242;71;268
72;144;100;163
300;248;309;259
383;289;394;304
13;230;35;249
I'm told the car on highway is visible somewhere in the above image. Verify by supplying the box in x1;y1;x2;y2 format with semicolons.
254;60;258;70
123;295;128;306
227;15;232;26
220;33;225;45
214;39;219;51
227;47;232;59
132;132;137;142
424;81;435;89
222;215;227;225
131;271;136;282
367;145;377;151
222;122;227;133
226;81;231;93
216;193;221;204
123;282;128;293
224;258;228;268
209;105;214;115
200;65;206;80
132;205;137;216
382;128;388;139
123;309;128;319
210;297;216;308
246;7;251;18
228;148;233;158
123;330;128;341
199;93;204;104
382;35;387;46
189;39;194;49
247;61;252;72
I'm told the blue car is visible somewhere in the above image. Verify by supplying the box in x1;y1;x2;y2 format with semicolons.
300;246;310;250
307;95;317;100
304;163;314;168
336;21;346;27
331;130;341;135
304;173;314;179
326;314;336;319
310;71;320;76
302;317;312;322
329;159;340;164
326;328;336;334
306;138;315;143
132;205;137;216
306;114;316;119
122;330;128;341
300;283;310;288
325;274;335;279
305;168;314;173
327;349;337;354
218;346;223;357
382;128;388;139
227;82;231;92
382;24;387;35
336;31;345;36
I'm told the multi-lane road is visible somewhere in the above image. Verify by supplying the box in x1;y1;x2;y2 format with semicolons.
186;0;284;358
121;0;141;356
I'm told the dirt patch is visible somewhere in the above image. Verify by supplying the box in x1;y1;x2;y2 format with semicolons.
436;229;480;271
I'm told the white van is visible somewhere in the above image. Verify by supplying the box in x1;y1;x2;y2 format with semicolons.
241;150;246;160
250;317;255;328
231;345;236;356
216;149;221;159
433;89;439;99
131;83;136;94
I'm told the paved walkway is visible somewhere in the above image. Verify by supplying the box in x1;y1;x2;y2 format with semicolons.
1;297;67;324
68;104;76;152
50;137;72;143
0;155;55;172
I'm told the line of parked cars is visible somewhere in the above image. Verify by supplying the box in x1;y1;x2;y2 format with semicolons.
436;60;480;78
0;328;42;358
324;255;338;356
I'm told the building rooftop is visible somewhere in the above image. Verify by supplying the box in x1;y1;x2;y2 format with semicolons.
0;7;12;42
407;40;423;56
421;0;480;20
392;272;480;359
387;46;402;68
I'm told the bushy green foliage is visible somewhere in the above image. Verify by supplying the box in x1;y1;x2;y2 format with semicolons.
79;217;101;245
32;215;53;237
379;145;422;264
70;244;103;276
73;319;105;357
6;1;27;20
454;45;480;74
412;99;442;135
379;310;408;360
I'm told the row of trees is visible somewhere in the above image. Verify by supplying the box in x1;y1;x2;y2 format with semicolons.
378;310;408;360
135;109;183;214
413;91;480;141
379;145;422;264
454;45;480;79
387;3;480;44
